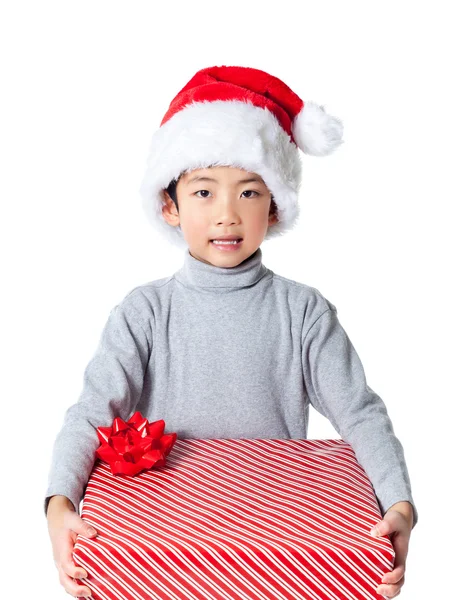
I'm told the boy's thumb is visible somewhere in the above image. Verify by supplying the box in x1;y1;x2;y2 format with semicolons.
370;519;390;537
70;513;98;537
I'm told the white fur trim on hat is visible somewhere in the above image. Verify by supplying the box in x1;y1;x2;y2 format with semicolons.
139;100;302;250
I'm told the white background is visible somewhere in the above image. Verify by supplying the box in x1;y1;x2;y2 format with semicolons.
2;1;466;598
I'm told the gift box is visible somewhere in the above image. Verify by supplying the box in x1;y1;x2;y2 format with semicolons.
73;437;394;600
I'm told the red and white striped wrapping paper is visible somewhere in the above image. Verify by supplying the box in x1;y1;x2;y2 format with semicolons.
73;438;393;600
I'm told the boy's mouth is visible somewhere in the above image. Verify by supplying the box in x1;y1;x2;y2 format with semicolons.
210;238;243;250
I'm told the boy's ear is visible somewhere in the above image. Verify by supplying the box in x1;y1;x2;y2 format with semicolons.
268;213;279;226
161;190;180;227
268;196;279;227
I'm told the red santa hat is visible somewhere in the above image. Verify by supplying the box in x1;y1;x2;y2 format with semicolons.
139;65;344;249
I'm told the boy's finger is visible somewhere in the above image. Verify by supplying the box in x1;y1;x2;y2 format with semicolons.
61;534;88;579
376;573;405;598
64;559;88;580
58;568;92;598
392;532;409;570
382;564;405;584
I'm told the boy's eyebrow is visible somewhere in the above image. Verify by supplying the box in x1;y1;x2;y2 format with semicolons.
186;175;264;185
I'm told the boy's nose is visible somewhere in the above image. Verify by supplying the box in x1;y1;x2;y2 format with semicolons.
213;203;241;222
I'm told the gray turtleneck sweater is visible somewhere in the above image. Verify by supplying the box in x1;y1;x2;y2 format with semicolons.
44;248;418;527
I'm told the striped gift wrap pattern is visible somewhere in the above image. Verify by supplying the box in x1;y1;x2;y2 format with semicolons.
72;438;393;600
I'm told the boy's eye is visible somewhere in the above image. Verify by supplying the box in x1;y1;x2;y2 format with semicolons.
193;190;260;198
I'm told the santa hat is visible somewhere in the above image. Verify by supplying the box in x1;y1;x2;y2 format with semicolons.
139;65;344;249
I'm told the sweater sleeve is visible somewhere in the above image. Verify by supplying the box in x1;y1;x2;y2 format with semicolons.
302;306;418;529
44;297;151;517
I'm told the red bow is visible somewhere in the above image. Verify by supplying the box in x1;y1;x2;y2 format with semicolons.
95;411;177;476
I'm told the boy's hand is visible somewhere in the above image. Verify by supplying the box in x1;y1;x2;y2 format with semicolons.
47;495;98;598
370;501;414;598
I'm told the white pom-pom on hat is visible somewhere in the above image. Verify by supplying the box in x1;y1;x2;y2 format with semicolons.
292;101;344;156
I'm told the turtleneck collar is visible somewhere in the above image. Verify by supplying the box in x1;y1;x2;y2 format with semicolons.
174;247;270;291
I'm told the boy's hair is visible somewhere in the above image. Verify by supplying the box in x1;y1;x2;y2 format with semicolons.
165;177;180;212
164;172;278;217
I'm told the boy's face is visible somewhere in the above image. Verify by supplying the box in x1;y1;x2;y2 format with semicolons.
162;166;279;267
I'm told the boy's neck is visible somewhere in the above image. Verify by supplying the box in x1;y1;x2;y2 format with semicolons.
175;247;268;291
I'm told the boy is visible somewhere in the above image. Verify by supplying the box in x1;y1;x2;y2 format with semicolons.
45;65;417;600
